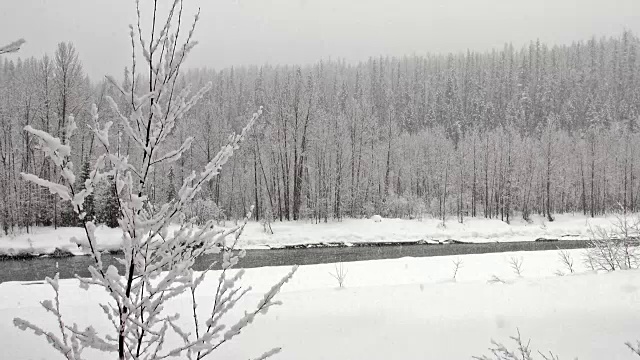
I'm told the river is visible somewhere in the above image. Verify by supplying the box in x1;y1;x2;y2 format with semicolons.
0;239;592;283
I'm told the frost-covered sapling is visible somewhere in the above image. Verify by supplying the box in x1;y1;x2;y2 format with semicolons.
329;262;348;288
585;212;639;271
14;1;296;359
451;257;463;281
260;197;274;234
582;249;596;271
587;225;621;271
556;249;574;275
508;256;524;277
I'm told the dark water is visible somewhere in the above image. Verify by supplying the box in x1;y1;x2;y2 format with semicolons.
0;240;591;283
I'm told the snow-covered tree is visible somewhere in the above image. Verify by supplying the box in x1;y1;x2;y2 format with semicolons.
166;167;177;202
76;160;95;223
95;175;119;228
14;1;296;359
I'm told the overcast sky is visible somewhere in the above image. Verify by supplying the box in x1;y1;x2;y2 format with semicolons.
2;0;640;80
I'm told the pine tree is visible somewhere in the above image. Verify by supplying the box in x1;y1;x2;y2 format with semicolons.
77;160;95;223
166;167;177;202
95;175;119;228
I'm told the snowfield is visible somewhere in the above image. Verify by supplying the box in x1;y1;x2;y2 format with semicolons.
0;213;629;257
1;249;639;359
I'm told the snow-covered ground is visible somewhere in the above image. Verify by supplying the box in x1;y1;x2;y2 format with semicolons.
0;213;629;257
0;249;638;359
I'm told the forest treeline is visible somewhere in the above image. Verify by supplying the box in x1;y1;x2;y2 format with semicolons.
2;31;640;232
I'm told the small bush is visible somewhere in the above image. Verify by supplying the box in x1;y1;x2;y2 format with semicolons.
508;256;524;277
329;262;348;288
557;249;574;274
474;330;562;360
451;257;463;281
184;198;225;226
585;214;640;271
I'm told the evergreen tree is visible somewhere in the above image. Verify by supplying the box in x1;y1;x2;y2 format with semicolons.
166;167;177;202
95;175;119;228
77;160;95;222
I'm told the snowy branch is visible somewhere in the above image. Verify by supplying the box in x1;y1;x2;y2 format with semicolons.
0;38;26;54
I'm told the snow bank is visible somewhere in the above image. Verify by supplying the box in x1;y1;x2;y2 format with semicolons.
0;226;123;257
0;249;638;359
0;213;628;256
240;213;605;248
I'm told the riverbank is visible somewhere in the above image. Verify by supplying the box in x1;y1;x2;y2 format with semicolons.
0;213;629;258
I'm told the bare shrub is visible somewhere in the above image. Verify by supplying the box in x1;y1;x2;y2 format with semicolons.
487;275;506;284
585;213;640;271
329;262;348;288
260;217;274;234
185;198;224;226
260;201;274;235
451;257;463;281
478;330;640;360
508;256;524;277
582;250;596;271
473;329;562;360
557;249;574;274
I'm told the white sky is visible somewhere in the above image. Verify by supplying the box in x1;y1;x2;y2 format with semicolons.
2;0;640;80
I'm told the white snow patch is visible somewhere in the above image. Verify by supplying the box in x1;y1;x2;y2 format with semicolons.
0;226;123;256
0;249;638;359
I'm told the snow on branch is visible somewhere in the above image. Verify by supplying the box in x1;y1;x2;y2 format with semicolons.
24;125;71;167
251;348;282;360
14;273;116;360
21;173;71;201
0;38;26;54
88;104;113;148
151;136;194;165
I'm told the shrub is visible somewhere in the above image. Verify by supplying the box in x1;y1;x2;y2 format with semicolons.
473;330;561;360
584;213;639;271
185;198;224;226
